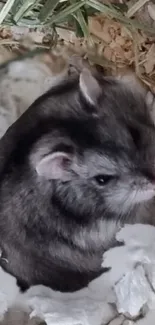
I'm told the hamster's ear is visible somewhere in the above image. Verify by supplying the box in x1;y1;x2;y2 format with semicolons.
36;151;73;181
79;68;101;104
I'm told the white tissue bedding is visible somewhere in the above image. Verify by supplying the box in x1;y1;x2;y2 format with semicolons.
0;224;155;325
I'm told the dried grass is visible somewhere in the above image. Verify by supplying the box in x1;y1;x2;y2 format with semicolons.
0;0;154;91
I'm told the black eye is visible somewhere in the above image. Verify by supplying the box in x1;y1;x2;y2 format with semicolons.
94;175;113;185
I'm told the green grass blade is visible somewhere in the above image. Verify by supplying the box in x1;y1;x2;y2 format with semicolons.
0;0;16;24
112;3;128;12
13;0;40;22
16;17;41;27
11;0;26;16
39;0;60;22
86;0;121;17
73;9;89;37
48;1;85;25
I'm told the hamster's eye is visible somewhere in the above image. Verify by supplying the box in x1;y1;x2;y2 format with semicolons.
94;175;113;185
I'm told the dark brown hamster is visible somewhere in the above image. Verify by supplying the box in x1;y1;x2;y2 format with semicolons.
0;69;155;293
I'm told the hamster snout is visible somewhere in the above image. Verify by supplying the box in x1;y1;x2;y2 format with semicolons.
0;69;154;292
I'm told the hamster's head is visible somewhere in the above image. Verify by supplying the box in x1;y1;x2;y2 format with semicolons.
1;69;155;236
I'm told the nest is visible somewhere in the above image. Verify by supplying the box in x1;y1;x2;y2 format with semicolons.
56;13;155;92
0;8;154;92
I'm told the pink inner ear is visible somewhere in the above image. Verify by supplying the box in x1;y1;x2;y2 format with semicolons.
36;152;73;181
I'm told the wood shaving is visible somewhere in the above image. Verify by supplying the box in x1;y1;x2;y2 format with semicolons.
126;0;149;18
147;3;155;21
61;14;155;92
0;11;154;93
144;44;155;74
134;1;155;28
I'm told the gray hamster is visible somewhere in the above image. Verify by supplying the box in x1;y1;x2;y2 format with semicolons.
0;69;154;292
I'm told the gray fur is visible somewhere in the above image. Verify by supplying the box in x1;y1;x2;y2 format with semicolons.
0;72;154;292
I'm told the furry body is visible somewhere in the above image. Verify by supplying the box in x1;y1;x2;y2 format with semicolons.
0;72;154;292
